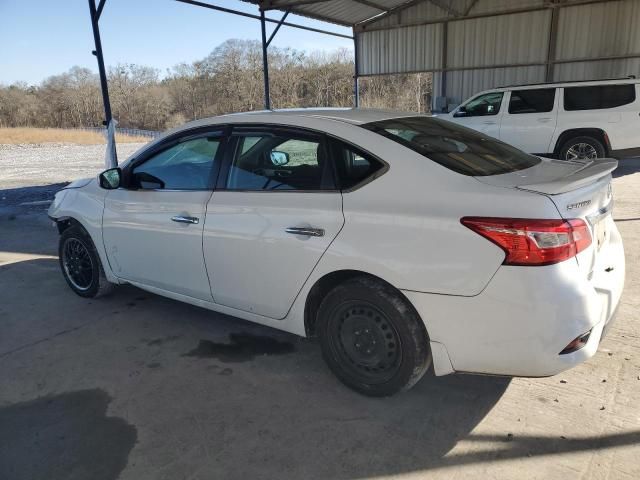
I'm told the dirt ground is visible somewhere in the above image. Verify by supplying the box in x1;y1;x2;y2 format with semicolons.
0;145;639;480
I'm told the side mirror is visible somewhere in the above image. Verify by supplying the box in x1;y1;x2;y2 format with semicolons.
453;106;468;118
270;151;290;166
99;167;122;190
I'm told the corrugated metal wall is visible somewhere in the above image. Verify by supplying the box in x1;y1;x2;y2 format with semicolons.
446;11;550;69
357;0;640;108
552;0;640;81
357;24;443;75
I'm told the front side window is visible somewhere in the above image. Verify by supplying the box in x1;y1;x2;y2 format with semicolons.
564;84;636;111
508;88;556;114
363;116;540;177
226;132;333;191
455;92;504;117
132;136;220;190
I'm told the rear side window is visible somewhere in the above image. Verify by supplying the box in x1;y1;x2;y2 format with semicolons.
564;84;636;111
362;116;540;177
508;88;556;114
332;141;385;190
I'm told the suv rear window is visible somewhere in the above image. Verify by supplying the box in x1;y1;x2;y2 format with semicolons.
564;84;636;110
363;116;540;177
508;88;555;114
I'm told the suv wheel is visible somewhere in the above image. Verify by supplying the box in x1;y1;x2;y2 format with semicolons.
317;276;431;397
559;135;605;161
59;225;115;298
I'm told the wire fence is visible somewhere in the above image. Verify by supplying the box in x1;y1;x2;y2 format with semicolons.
73;126;162;139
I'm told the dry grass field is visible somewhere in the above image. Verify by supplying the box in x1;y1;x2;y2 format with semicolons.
0;127;150;145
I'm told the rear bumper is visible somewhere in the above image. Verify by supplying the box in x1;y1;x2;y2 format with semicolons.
404;219;625;377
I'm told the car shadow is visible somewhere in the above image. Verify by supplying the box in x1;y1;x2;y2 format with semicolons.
612;157;640;178
2;259;639;479
0;257;512;479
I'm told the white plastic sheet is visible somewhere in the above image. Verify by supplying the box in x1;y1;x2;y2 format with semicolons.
104;118;118;169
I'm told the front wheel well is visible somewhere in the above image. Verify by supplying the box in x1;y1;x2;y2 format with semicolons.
553;128;610;156
55;217;84;235
303;270;421;338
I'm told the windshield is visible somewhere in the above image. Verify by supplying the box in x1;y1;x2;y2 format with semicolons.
362;116;540;176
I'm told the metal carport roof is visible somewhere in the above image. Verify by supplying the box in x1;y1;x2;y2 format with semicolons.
87;0;640;166
241;0;413;26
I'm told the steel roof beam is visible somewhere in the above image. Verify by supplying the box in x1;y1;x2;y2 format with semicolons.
260;0;332;9
356;0;427;28
356;0;626;31
351;0;388;11
427;0;462;17
175;0;353;37
95;0;107;20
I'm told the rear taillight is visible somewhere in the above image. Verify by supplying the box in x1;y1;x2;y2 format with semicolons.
461;217;592;266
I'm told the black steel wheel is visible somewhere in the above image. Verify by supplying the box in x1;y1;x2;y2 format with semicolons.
317;276;431;396
62;237;94;292
328;301;402;385
58;224;115;298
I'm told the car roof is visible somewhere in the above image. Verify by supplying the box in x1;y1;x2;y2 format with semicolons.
490;77;639;92
172;108;419;132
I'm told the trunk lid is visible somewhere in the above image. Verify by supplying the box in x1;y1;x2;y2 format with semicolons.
475;157;617;277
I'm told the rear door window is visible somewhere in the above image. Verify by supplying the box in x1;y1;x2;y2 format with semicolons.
362;116;540;177
508;88;556;114
564;84;636;110
225;130;335;191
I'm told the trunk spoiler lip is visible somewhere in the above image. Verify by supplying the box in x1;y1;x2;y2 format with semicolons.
512;158;618;195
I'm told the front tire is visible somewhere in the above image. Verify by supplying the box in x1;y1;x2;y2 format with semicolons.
59;225;115;298
559;135;605;161
317;276;431;397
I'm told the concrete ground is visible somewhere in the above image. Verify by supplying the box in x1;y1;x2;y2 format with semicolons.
0;148;639;479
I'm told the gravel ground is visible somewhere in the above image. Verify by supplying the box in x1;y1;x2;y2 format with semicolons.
0;142;146;191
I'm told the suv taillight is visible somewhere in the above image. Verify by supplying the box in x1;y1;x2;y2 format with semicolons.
461;217;591;266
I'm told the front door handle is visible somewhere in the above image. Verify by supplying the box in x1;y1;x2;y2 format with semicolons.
285;227;324;237
171;215;199;224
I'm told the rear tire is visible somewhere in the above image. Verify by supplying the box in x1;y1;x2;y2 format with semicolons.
59;225;115;298
317;276;431;397
559;135;606;161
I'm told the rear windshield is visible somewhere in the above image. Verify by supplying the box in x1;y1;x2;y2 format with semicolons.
362;116;541;177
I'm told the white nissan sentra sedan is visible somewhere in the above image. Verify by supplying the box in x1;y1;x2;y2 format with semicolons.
48;109;625;396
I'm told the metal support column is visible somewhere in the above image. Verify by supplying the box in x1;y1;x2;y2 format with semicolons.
440;21;448;112
353;29;360;107
546;2;560;82
88;0;117;166
260;9;271;110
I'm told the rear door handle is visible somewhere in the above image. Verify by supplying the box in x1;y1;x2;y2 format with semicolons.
537;117;553;123
171;215;199;224
482;121;497;125
285;227;324;237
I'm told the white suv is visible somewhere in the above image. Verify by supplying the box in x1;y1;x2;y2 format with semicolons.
445;78;640;160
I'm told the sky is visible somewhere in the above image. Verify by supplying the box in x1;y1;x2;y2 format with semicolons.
0;0;354;85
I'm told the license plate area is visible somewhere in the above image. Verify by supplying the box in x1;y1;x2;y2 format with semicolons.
591;215;608;252
587;199;613;253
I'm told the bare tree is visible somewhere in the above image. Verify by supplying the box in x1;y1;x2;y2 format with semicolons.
0;40;432;131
